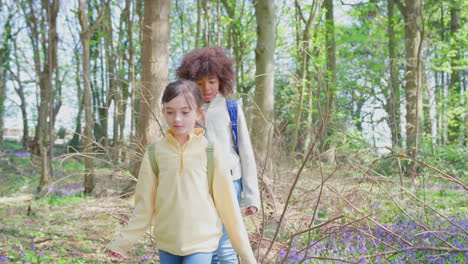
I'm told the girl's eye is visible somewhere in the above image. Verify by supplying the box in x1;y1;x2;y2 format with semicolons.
166;112;173;115
183;111;190;115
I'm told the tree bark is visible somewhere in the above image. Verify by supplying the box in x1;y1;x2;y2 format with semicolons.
133;0;171;177
103;1;115;151
448;0;461;144
322;0;337;158
10;38;30;148
78;0;105;194
70;46;83;148
252;0;275;160
396;0;423;174
386;0;401;148
131;0;144;141
21;0;59;192
0;13;12;143
290;0;322;153
196;0;202;48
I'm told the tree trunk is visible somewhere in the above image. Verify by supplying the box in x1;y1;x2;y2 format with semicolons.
196;0;202;48
8;34;30;148
78;0;105;195
131;0;144;141
0;51;4;143
103;2;116;152
252;0;275;161
133;0;171;177
290;0;322;153
70;45;83;148
396;0;423;175
22;0;60;192
437;3;447;145
386;0;401;148
0;13;12;143
322;0;337;158
203;0;212;46
448;0;461;144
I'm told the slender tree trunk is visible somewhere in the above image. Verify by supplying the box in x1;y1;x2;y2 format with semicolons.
396;0;423;175
216;0;221;46
437;3;447;145
114;1;131;163
131;0;144;141
78;0;105;195
448;0;461;144
252;0;275;160
386;0;401;148
203;0;212;46
70;46;83;148
103;2;115;152
322;0;337;159
24;0;59;193
290;0;322;153
0;53;4;143
133;0;171;177
9;36;30;147
196;0;202;48
422;61;432;138
175;0;186;52
0;14;11;142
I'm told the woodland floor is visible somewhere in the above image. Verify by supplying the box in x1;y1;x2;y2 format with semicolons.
0;143;467;264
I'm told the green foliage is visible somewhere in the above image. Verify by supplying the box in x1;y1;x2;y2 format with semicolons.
0;140;23;151
420;142;467;177
57;127;67;139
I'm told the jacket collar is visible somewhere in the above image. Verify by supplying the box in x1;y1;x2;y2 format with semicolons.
166;128;205;146
209;94;225;107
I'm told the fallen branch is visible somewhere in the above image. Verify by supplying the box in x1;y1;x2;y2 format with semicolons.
0;194;34;203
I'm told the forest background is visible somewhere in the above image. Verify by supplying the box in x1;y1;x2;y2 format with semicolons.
0;0;466;263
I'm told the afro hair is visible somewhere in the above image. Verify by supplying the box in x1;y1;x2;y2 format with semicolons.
176;46;235;96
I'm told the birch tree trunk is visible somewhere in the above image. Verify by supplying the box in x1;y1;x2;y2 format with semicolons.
133;0;171;177
252;0;275;160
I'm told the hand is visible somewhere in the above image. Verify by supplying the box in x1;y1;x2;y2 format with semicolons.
244;206;258;216
108;250;123;259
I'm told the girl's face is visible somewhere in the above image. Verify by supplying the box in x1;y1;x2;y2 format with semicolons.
163;94;203;141
195;76;220;103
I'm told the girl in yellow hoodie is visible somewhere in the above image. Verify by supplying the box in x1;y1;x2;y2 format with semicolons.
108;79;256;264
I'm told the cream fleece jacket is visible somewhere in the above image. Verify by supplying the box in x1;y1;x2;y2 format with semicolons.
204;95;260;210
108;129;256;263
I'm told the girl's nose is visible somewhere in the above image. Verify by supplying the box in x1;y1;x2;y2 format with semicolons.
175;112;182;121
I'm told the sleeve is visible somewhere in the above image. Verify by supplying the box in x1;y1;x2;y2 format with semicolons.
212;145;257;264
237;106;261;210
107;148;158;257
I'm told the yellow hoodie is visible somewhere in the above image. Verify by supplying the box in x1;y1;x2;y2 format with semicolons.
108;129;256;263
